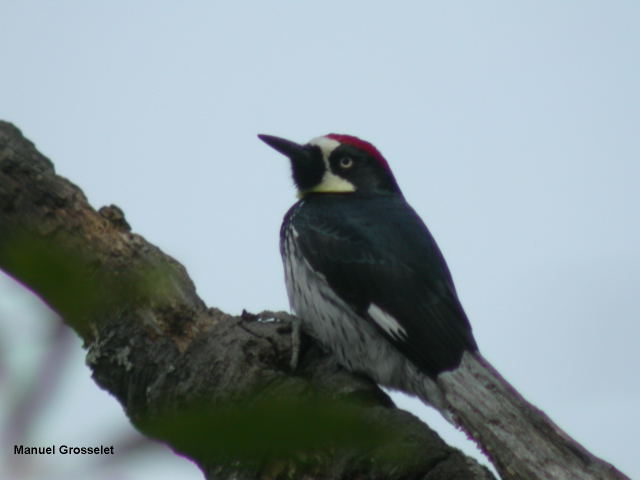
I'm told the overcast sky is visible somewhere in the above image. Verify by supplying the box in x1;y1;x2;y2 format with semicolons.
1;1;639;479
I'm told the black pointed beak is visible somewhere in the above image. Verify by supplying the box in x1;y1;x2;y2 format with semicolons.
259;134;324;191
258;134;308;161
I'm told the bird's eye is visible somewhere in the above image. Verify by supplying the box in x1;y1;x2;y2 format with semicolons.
339;157;354;169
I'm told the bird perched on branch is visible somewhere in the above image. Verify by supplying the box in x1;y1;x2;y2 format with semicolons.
259;132;475;415
258;133;628;480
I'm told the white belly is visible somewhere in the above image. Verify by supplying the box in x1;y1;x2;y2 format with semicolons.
281;227;446;412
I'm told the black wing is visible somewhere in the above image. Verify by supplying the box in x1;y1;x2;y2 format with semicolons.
287;193;478;377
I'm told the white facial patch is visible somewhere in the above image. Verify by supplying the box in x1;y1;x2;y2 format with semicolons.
309;136;340;161
367;303;407;339
305;136;355;194
305;170;355;193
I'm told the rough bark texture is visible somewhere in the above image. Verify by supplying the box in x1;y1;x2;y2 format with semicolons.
439;352;630;480
0;121;495;480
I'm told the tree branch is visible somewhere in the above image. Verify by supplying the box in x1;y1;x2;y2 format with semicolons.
0;121;495;479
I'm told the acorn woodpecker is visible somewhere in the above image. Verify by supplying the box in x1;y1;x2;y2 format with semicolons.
258;133;627;480
258;133;478;413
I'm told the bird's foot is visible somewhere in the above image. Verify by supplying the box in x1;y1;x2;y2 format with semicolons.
243;310;301;371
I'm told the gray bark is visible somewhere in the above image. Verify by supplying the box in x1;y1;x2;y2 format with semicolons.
439;351;630;480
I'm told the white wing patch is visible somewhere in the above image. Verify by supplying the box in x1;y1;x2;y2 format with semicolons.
367;303;407;339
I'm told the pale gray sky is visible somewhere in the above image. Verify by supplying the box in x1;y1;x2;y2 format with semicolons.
1;1;638;478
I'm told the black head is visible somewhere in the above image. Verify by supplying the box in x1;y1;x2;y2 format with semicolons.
258;133;402;197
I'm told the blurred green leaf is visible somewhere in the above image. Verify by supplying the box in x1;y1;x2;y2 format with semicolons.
0;231;179;336
141;391;417;471
0;232;99;331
